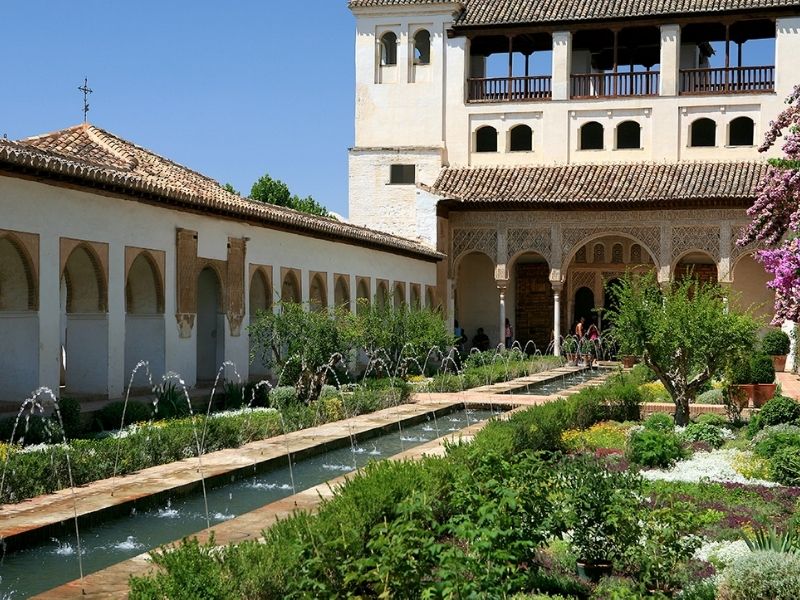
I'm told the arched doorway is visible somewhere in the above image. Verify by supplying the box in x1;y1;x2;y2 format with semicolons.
61;245;108;395
334;276;350;311
197;267;224;384
456;252;498;349
125;252;165;383
675;252;718;284
249;269;271;378
573;287;595;326
511;252;551;351
0;234;38;399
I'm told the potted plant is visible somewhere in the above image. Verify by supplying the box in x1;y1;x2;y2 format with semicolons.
559;456;642;582
762;329;791;373
621;354;639;369
728;353;776;409
562;336;577;362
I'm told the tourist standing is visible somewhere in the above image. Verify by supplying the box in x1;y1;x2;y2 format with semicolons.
504;318;513;349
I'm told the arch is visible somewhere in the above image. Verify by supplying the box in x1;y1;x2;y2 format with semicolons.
376;280;390;308
674;251;718;283
281;270;301;304
580;121;604;150
356;278;370;314
380;31;397;66
393;282;405;309
197;267;224;383
126;251;164;314
249;269;272;315
729;116;755;146
0;234;36;311
511;252;552;351
457;252;500;349
731;252;774;322
410;284;421;309
690;118;716;147
574;287;595;325
475;126;498;153
575;246;587;264
561;231;659;273
425;287;436;309
611;243;624;264
616;120;641;150
309;273;327;312
334;275;350;311
413;29;431;65
509;124;533;152
630;244;642;264
63;244;106;313
593;243;606;263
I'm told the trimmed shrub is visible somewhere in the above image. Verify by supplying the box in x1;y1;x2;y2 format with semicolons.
682;422;725;449
627;428;685;468
771;446;800;486
58;397;83;439
643;412;674;433
97;400;152;431
268;386;297;408
696;388;725;405
762;329;791;356
759;395;800;428
750;353;776;385
716;550;800;600
694;413;727;427
752;426;800;459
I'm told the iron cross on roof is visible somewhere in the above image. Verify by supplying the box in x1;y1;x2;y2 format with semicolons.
78;77;93;123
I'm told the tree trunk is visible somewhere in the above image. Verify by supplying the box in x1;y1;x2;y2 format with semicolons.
674;394;691;426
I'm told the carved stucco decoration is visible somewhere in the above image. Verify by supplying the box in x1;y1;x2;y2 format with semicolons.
671;226;721;262
506;228;552;265
570;271;597;295
452;228;498;265
561;226;661;268
729;224;764;266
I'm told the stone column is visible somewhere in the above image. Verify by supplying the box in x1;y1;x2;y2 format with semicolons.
107;243;125;398
659;25;681;96
39;235;61;395
497;280;508;348
552;31;572;101
553;282;563;356
349;274;358;314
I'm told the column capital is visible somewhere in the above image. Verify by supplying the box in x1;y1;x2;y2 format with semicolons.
495;278;509;292
550;281;564;292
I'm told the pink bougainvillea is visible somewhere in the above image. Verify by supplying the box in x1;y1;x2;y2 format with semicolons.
738;85;800;324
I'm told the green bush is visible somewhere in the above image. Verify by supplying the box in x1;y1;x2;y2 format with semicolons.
644;412;674;433
771;446;800;486
750;353;776;385
96;400;152;431
682;422;725;449
696;388;725;404
752;426;800;458
590;577;641;600
694;413;728;427
0;412;64;445
759;395;800;428
58;397;83;438
678;580;718;600
716;551;800;600
268;386;297;408
627;428;686;468
153;382;192;419
762;329;791;356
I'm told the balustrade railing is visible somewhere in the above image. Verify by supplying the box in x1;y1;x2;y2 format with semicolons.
680;66;774;94
467;75;552;102
570;71;659;98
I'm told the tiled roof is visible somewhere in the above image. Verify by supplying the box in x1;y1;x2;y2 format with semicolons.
0;124;441;260
349;0;800;25
426;162;767;205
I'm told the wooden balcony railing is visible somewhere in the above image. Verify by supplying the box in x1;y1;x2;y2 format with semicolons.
680;66;775;95
467;76;552;102
570;71;659;99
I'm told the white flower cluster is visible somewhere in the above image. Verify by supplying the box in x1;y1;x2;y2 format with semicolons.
640;449;779;487
693;539;750;566
209;407;278;420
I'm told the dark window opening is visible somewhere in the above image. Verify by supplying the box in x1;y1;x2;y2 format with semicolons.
690;118;716;147
580;122;604;150
476;126;498;152
729;116;755;146
390;164;415;184
414;30;431;65
509;125;533;151
617;121;641;149
380;32;397;66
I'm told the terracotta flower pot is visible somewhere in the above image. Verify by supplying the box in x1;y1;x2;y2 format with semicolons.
731;384;756;409
771;355;787;373
576;560;613;582
753;383;778;407
622;355;638;369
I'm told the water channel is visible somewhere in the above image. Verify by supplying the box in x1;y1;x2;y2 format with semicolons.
0;407;496;598
502;368;609;396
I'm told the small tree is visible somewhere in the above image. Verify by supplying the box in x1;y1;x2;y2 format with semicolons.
248;302;352;403
606;273;758;425
250;172;331;218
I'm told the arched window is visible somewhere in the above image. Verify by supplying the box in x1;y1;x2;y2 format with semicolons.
413;30;430;65
126;252;164;314
580;122;604;150
334;275;350;311
509;124;533;152
393;282;405;309
630;244;642;264
690;118;716;147
729;117;755;146
410;284;421;309
309;273;327;312
380;32;397;66
575;246;587;264
475;126;498;153
282;271;301;304
376;281;389;308
616;121;641;150
0;235;36;311
63;245;107;313
611;244;624;264
593;243;606;263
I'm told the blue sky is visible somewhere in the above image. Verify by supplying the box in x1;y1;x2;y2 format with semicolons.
2;1;356;216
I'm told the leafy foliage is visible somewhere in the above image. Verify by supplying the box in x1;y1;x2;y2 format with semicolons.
606;272;759;425
759;395;800;428
249;172;330;217
743;527;800;554
770;446;800;485
627;428;686;468
717;550;800;600
762;329;792;355
682;422;726;449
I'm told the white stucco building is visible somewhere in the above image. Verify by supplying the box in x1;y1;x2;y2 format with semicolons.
347;0;800;351
0;125;441;402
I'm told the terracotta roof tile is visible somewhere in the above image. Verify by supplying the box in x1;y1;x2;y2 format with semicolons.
349;0;800;25
1;124;441;260
426;162;767;205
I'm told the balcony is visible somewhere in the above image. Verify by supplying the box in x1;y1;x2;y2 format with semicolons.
680;65;774;95
468;75;552;103
570;71;659;99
